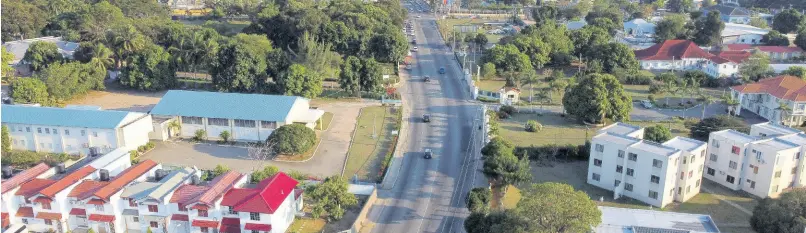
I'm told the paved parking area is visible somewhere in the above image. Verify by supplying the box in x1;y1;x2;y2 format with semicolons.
141;100;380;177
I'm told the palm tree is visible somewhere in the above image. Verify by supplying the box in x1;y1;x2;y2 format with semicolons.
106;25;147;69
167;120;182;137
697;91;716;120
548;79;568;105
518;70;540;103
721;94;740;116
776;101;793;126
87;43;114;74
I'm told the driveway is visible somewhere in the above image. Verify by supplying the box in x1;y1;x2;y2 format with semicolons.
140;100;380;177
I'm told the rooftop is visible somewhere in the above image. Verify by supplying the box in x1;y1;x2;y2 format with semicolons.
68;180;110;200
711;130;759;144
39;166;97;198
753;122;802;136
634;40;713;61
150;90;306;122
1;163;50;194
221;172;298;214
1;37;78;64
594;206;720;233
751;138;800;151
15;178;56;198
704;4;750;16
725;44;805;53
731;76;806;101
92;160;159;200
133;167;197;202
663;136;707;152
722;23;769;37
711;50;751;64
776;133;806;146
598;122;642;136
592;132;641;146
1;105;145;129
633;140;681;157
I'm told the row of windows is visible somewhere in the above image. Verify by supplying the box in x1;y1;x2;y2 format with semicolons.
594;145;657;166
11;125;96;137
140;202;262;221
181;116;278;129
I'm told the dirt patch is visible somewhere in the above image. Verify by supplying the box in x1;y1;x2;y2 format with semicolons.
66;83;165;112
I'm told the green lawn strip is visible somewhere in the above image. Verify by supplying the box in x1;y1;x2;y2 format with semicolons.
343;107;397;182
501;185;521;209
286;217;326;233
317;112;334;130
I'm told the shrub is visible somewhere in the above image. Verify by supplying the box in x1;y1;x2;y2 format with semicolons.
145;142;155;149
648;94;655;103
689;115;748;141
130;150;140;163
219;130;231;143
644;125;672;143
466;187;492;213
193;129;207;141
525;120;542;132
497;111;511;119
288;170;308;183
251;165;280;183
622;71;654;85
138;145;147;152
499;105;516;115
648;82;664;94
267;124;316;155
515;143;589;161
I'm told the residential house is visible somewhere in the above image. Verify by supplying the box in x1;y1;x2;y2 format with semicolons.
588;123;707;207
498;88;520;105
22;166;99;233
594;206;720;233
725;44;805;62
703;50;751;78
149;90;324;142
0;163;54;230
623;19;656;36
169;171;247;233
1;37;79;76
721;23;768;45
702;4;751;24
122;167;200;233
219;173;302;233
634;40;746;78
1;105;154;155
730;75;806;126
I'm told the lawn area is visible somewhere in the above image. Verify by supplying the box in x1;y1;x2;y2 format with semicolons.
624;85;730;101
436;18;509;44
501;185;521;209
497;112;690;147
343;106;401;182
286;217;326;233
476;79;564;105
317;112;334;130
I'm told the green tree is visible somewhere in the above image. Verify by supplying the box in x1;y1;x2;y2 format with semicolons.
307;175;358;221
522;22;574;65
339;56;362;95
781;66;806;79
481;137;515;157
518;70;541;103
588;43;640;73
474;33;489;48
250;165;280;183
10;78;50;105
749;17;769;29
772;9;805;33
1;47;16;77
740;51;773;82
762;31;791;46
79;1;129;42
722;94;741;116
777;100;793;126
36;62;105;102
514;183;602;232
482;63;497;79
290;33;342;80
219;130;231;143
692;11;725;46
508;34;551;69
23;42;62;73
689;115;748;141
482;44;533;74
549;79;569;106
369;24;409;63
532;5;560;24
360;58;384;94
119;44;176;91
701;0;714;7
667;0;693;13
750;189;806;233
210;34;273;93
480;138;530;200
466;187;492;213
74;43;115;74
105;24;148;69
654;14;689;43
464;210;524;233
796;31;806;50
1;0;48;41
108;0;170;18
562;73;633;123
2;125;10;154
276;64;322;99
570;26;612;57
644;125;672;143
211;164;231;178
266;124;316;155
589;17;620;36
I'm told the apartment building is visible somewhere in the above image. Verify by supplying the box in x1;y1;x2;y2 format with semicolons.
588;123;707;207
169;171;248;233
731;76;806;126
0;163;55;230
219;173;302;233
121;167;200;233
705;123;806;198
1;105;154;155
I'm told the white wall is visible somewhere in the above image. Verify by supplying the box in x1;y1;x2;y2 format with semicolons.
723;34;763;44
5;124;118;155
119;114;153;150
704;134;748;190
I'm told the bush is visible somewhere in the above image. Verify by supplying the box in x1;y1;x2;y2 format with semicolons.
622;71;654;85
466;187;492;213
251;165;280;183
145;142;155;150
138;145;147;152
525;120;542;132
130;150;140;163
193;129;207;141
689;115;748;141
219;130;231;143
3;150;71;167
648;94;655;103
497;111;511;119
644;125;672;143
515;144;588;161
267;124;316;155
499;105;516;115
648;82;664;94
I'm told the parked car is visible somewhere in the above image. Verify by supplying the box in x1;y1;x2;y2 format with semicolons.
424;76;430;82
439;67;445;74
640;100;653;108
424;148;432;159
412;46;418;52
423;114;431;122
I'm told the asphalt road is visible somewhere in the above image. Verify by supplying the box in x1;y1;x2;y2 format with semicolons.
366;3;487;233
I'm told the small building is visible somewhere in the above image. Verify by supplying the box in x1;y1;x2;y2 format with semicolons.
1;105;154;155
122;167;199;233
725;44;806;62
1;37;79;76
623;19;656;36
704;50;751;78
0;163;55;230
168;171;248;233
702;4;751;24
498;87;520;105
635;40;713;71
219;173;302;233
149;90;324;142
594;206;720;233
730;75;806;126
721;23;768;45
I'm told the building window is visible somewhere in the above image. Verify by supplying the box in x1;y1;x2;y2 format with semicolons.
129;198;137;207
707;167;715;176
680;172;684;180
181;116;203;125
81;130;85;136
748;180;756;189
616;165;623;173
732;146;740;155
773;185;779;192
689;171;693;178
793;167;798;174
95;204;104;211
93;131;98;137
726;175;735;184
710;154;718;162
729;161;738;170
200;227;209;233
617;150;624;158
595;144;604;152
228;206;237;215
208;118;229;126
592;173;601;181
628;153;638;161
250;212;260;221
65;129;69;135
252;231;259;233
133;217;139;222
25;127;30;132
652;159;663;168
712;139;720;148
37;128;42;133
42;202;51;210
234;119;256;128
648;190;658;199
45;219;52;225
260;121;277;129
683;156;687;164
625;183;633;191
198;209;208;217
696;179;701;187
690;155;695;163
650;175;660;184
626;168;635;176
150;222;158;228
614;180;621;187
775;171;782;178
178;205;187;212
148;205;158;212
45;128;50;134
593;159;602;167
797;152;801;160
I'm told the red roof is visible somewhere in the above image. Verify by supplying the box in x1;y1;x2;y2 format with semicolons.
191;204;209;210
93;160;158;200
2;213;8;228
32;196;52;204
171;214;189;221
221;217;240;225
170;184;208;206
634;40;713;60
192;220;219;228
1;163;50;194
16;207;33;218
724;44;805;53
725;44;752;51
244;223;272;232
221;173;298;214
712;51;751;64
89;214;115;222
69;180;110;200
15;178;56;198
40;166;97;198
194;171;243;205
220;217;241;233
36;212;62;220
87;199;106;205
732;76;806;101
69;208;87;216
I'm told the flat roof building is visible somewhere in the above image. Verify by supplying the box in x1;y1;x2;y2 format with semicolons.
594;206;720;233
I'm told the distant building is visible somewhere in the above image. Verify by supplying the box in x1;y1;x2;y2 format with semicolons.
594;206;721;233
634;40;748;77
731;75;806;126
702;4;752;24
498;87;521;105
623;19;656;36
149;90;324;142
1;37;79;76
721;23;768;45
725;44;806;62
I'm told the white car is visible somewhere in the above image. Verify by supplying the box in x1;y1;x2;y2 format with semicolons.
416;16;421;18
412;47;418;52
640;100;653;108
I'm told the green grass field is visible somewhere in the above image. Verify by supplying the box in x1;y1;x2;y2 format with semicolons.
343;106;400;182
437;18;509;44
286;217;326;233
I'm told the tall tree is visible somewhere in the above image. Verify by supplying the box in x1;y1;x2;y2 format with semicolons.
654;14;689;43
772;9;805;34
571;26;612;57
689;115;748;141
79;1;129;42
740;51;773;82
10;78;50;105
23;42;63;73
751;189;806;233
515;183;602;232
119;44;177;91
562;73;632;123
482;44;533;74
210;34;273;93
762;31;791;46
508;34;550;70
1;47;16;77
36;62;105;102
667;0;693;13
74;42;114;74
290;33;342;80
276;64;322;99
697;91;717;120
521;22;574;65
339;56;362;96
359;58;383;94
796;31;806;51
692;11;725;46
749;17;769;29
105;24;148;69
518;70;541;103
532;5;560;24
369;24;409;63
306;175;359;221
1;0;48;41
588;43;640;73
776;100;793;126
2;125;10;154
645;125;672;143
781;66;806;79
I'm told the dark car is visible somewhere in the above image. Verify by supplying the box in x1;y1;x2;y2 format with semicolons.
439;67;445;74
424;76;430;82
424;149;432;159
423;114;431;122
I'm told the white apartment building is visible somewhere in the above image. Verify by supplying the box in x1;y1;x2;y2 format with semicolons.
148;90;324;142
705;123;806;198
1;105;154;155
0;163;55;230
588;123;707;207
168;171;248;233
731;76;806;126
121;167;200;233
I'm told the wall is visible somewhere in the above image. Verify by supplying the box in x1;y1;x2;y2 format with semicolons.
6;124;118;155
119;114;154;150
722;34;763;44
704;135;749;190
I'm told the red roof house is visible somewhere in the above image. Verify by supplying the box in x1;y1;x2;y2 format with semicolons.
15;178;56;198
732;76;806;101
171;171;244;209
39;166;97;198
1;163;50;194
221;172;298;214
91;160;158;201
712;50;751;64
634;40;713;60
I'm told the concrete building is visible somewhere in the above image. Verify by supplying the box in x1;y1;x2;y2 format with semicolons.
169;171;248;233
1;37;79;76
702;4;751;24
634;40;747;78
2;105;154;155
149;90;324;142
219;173;302;233
588;123;707;207
705;123;806;198
731;75;806;126
121;167;200;233
721;23;768;45
0;163;55;231
594;206;720;233
725;44;806;62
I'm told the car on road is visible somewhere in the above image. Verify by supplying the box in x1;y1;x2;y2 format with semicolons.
423;114;431;122
423;149;432;159
412;46;418;52
438;67;445;74
424;76;430;82
412;39;417;44
640;100;653;109
416;15;421;18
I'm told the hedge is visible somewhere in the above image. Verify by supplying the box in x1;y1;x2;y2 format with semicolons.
514;142;591;161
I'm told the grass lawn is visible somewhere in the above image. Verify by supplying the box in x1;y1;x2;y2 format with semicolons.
437;18;509;44
624;85;730;101
501;185;521;209
286;217;327;233
317;112;334;131
497;113;690;147
343;106;400;182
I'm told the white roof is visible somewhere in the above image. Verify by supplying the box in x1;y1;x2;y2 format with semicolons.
597;122;642;136
292;109;325;124
722;23;769;37
753;122;801;136
1;36;78;65
711;130;759;144
633;141;680;157
752;138;800;151
624;19;656;34
663;136;707;152
776;133;806;146
593;132;640;146
595;206;720;233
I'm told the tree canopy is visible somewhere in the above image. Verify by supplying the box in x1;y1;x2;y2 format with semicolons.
119;44;176;91
563;73;632;124
266;124;316;155
644;125;672;143
762;31;791;46
740;51;773;82
689;115;748;141
307;175;358;221
751;189;806;233
772;9;805;33
781;66;806;79
23;41;63;73
10;78;50;105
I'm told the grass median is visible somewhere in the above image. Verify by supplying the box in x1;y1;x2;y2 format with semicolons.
343;106;401;182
